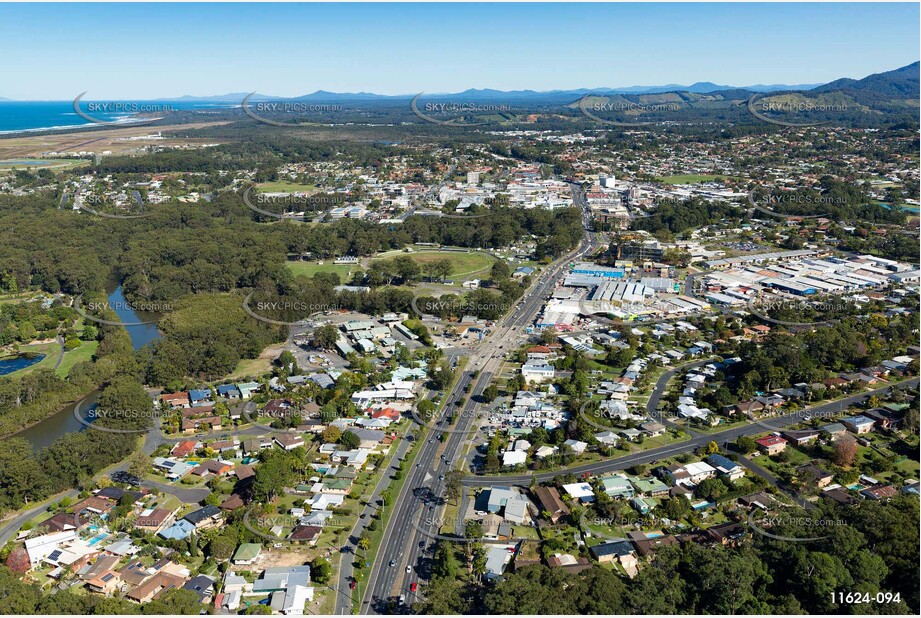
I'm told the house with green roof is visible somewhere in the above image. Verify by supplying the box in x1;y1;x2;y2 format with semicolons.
601;476;634;499
629;476;670;497
233;543;262;565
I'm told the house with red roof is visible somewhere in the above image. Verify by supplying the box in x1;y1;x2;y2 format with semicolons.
171;440;200;458
371;408;401;421
160;392;190;409
526;346;554;361
755;435;788;456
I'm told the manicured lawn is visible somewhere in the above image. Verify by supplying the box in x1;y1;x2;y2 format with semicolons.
287;260;363;279
256;181;319;193
656;174;736;184
373;249;496;279
1;341;61;378
56;340;98;377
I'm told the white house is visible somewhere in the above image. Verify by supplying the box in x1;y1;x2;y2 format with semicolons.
521;363;556;384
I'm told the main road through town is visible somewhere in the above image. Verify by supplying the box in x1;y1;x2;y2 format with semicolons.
460;378;918;487
357;186;599;614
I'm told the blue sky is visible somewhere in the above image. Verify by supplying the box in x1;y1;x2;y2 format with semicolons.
0;3;917;99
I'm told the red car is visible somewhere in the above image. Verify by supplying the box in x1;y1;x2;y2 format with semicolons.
410;582;418;592
349;581;357;590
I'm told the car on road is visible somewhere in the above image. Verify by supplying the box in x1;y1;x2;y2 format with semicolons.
349;580;357;590
399;595;406;605
410;582;418;592
439;475;445;481
405;565;411;573
389;560;396;567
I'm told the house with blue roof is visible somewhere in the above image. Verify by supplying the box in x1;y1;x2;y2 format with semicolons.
842;415;875;434
706;454;746;481
216;384;241;399
189;389;212;405
158;519;195;540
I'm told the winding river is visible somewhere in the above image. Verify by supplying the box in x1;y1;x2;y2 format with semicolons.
15;286;162;450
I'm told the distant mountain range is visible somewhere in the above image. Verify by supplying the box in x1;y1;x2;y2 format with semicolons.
145;64;916;104
159;82;825;104
1;63;916;129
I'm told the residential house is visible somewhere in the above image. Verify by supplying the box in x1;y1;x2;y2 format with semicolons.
231;543;262;566
275;434;306;451
821;422;848;438
796;463;834;488
841;415;875;434
601;476;634;499
590;540;638;575
755;435;788;456
860;485;898;501
183;505;222;531
706;454;745;481
663;461;716;485
170;440;199;458
532;486;569;523
126;572;186;603
135;508;176;534
216;384;241;399
561;482;595;503
183;575;215;603
521;363;555;384
160;392;190;409
782;430;821;446
188;389;212;406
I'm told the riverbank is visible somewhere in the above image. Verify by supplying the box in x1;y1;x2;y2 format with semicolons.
2;285;162;447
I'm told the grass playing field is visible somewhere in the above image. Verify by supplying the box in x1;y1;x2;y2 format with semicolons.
287;261;363;279
287;249;496;283
373;249;496;279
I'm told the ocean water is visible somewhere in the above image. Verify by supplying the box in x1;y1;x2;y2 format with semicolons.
0;100;233;134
